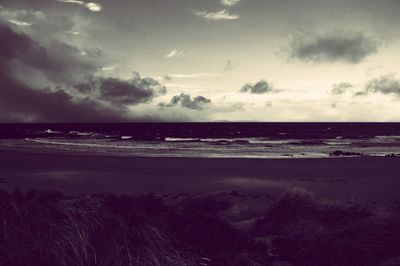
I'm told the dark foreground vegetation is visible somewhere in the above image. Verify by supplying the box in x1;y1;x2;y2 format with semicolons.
1;186;400;266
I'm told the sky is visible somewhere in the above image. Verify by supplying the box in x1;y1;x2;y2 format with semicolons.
0;0;400;122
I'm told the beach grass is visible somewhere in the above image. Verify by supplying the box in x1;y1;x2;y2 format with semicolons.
0;186;400;266
251;188;400;266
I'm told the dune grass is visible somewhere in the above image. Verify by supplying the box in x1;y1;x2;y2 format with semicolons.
251;188;400;266
0;188;268;266
0;186;400;265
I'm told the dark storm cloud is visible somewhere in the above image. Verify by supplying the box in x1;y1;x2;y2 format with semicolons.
99;78;160;105
289;31;380;64
240;80;273;94
0;77;127;122
159;93;211;110
0;20;69;72
0;17;98;84
76;72;167;105
26;41;98;84
331;83;353;95
0;22;127;122
0;21;164;122
365;75;400;95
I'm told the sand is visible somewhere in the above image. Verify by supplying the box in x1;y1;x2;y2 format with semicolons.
0;149;399;205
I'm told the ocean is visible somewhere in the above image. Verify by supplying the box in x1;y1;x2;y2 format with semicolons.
1;123;400;158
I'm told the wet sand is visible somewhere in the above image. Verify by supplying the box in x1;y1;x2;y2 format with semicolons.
0;149;399;205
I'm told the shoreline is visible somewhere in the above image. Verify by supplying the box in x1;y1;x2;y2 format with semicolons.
2;146;399;162
2;136;400;159
0;145;395;160
1;149;399;205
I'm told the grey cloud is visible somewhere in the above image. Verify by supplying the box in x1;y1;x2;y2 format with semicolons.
76;72;167;105
0;16;99;85
289;31;380;63
0;78;128;122
331;82;353;95
159;93;211;110
25;41;99;84
0;21;165;122
240;80;273;94
0;21;127;122
365;75;400;95
99;75;166;105
0;7;77;39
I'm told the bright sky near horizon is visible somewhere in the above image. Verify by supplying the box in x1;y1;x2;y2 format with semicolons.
1;0;400;122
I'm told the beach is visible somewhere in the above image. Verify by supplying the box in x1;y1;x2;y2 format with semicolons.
1;149;399;205
2;0;400;261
